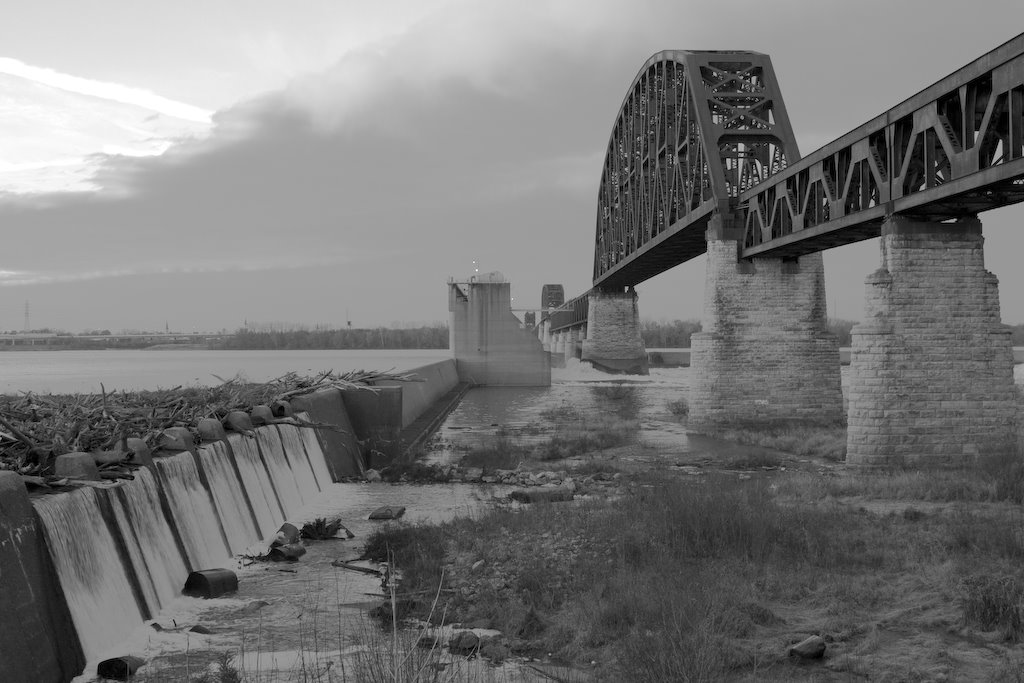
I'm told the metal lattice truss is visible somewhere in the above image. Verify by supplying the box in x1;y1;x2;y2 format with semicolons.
593;50;799;289
742;33;1024;259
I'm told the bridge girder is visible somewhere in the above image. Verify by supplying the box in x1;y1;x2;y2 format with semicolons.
741;33;1024;259
592;50;799;291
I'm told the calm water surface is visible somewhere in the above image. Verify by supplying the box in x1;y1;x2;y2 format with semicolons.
0;349;451;394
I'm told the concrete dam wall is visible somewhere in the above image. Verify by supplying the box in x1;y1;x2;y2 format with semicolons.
0;359;459;682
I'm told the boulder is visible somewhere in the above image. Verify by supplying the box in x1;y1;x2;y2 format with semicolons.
369;506;406;520
788;635;826;660
364;469;383;483
268;543;307;562
271;522;300;547
448;630;480;655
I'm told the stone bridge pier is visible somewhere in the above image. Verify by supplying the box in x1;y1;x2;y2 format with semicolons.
689;216;844;430
580;287;649;374
846;215;1018;466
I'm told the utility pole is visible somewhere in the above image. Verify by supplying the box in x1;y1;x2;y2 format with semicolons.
23;300;29;333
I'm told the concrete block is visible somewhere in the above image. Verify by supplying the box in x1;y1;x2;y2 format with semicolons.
0;472;84;682
290;388;364;479
341;386;403;470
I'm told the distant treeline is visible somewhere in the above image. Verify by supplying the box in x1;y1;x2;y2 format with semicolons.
212;325;449;350
638;318;873;348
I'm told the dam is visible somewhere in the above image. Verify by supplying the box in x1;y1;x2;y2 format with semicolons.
0;359;463;682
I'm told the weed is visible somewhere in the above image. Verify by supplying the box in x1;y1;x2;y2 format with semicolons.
458;437;526;471
591;383;637;401
666;397;690;416
959;573;1024;640
539;404;582;422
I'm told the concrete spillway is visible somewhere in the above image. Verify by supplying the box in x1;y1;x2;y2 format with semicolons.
0;359;462;682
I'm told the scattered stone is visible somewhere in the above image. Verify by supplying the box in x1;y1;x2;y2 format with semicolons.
268;543;307;562
417;635;441;649
464;467;484;482
271;522;300;547
788;635;826;660
449;630;480;655
364;469;382;483
509;487;574;504
369;505;406;520
472;559;486;571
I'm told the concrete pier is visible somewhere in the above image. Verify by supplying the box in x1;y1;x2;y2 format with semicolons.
846;216;1018;466
689;220;843;430
449;274;550;386
580;287;649;374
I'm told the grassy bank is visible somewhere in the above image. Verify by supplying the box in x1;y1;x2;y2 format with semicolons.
368;466;1024;681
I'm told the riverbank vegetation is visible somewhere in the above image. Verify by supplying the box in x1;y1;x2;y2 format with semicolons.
213;324;450;350
367;462;1024;681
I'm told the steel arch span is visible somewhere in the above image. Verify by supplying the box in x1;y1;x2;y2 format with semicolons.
592;50;799;291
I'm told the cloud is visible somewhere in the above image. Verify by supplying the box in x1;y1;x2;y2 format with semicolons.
0;58;213;123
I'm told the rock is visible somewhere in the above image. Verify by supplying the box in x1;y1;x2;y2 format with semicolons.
197;418;227;442
271;522;300;547
481;475;498;483
417;635;441;649
448;630;480;655
54;452;101;480
479;637;510;664
188;625;214;634
464;467;484;482
788;635;826;660
472;559;486;571
364;469;382;483
268;543;307;562
509;487;574;504
369;506;406;520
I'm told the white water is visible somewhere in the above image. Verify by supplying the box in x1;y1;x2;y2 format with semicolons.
196;443;261;556
274;424;321;503
255;428;304;515
226;434;285;537
108;468;189;618
34;487;145;661
294;416;334;490
151;453;232;571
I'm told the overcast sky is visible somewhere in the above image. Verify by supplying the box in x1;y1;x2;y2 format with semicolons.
1;0;1023;333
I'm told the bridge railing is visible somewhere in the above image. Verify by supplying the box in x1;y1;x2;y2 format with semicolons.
740;33;1024;259
547;293;589;333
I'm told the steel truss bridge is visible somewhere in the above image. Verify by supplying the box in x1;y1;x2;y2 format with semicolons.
548;33;1024;333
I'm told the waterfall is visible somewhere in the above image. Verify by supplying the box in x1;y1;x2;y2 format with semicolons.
152;452;232;569
275;424;321;503
255;428;304;516
227;433;285;537
34;487;144;661
196;442;260;554
294;416;333;491
108;467;189;618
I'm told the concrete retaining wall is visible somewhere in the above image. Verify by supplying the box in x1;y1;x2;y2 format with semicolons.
374;359;459;429
290;389;364;479
0;472;84;683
